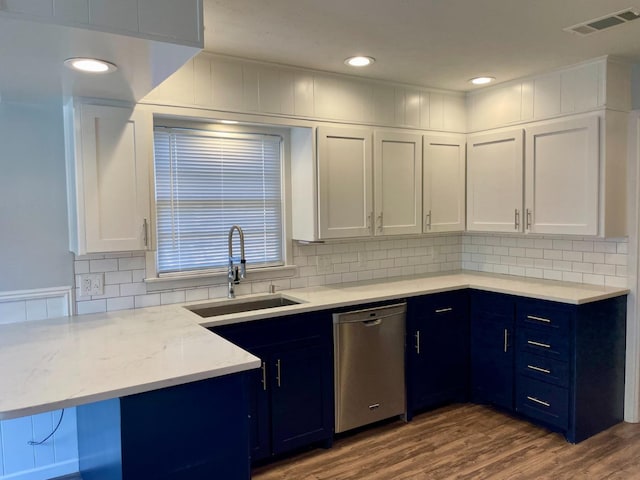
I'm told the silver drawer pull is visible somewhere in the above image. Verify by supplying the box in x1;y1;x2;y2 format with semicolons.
369;403;380;410
527;396;550;407
527;315;551;323
528;340;551;349
435;307;453;313
527;365;551;374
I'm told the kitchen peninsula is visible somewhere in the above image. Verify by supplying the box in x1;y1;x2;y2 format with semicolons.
0;272;628;479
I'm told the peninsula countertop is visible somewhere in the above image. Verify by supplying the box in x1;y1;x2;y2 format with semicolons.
0;271;628;420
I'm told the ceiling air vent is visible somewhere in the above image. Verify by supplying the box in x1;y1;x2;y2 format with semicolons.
564;8;640;35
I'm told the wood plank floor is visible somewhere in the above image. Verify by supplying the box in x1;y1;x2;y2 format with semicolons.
252;404;640;480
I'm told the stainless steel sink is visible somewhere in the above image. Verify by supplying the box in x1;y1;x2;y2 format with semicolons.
186;294;302;318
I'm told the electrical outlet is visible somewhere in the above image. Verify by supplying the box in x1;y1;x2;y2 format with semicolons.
80;273;104;296
316;255;333;274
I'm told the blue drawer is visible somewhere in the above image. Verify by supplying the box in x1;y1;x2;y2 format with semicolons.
517;300;571;336
517;327;569;360
516;351;569;387
516;377;569;430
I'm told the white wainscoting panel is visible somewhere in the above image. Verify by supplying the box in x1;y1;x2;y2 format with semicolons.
0;286;79;480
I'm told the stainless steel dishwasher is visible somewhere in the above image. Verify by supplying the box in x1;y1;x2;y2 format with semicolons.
333;302;406;433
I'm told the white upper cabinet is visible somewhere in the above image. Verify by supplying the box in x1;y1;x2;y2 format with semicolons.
423;135;466;233
373;132;423;236
317;126;373;239
524;116;599;235
467;129;524;233
65;102;152;255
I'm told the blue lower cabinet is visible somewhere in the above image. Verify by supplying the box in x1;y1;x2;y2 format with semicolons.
77;373;251;480
515;295;627;443
212;311;334;463
470;290;516;411
406;290;469;415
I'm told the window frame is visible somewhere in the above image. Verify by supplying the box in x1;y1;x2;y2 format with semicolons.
145;116;294;286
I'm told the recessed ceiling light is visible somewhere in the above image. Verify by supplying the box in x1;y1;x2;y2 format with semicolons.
220;120;239;124
64;58;118;74
469;76;495;86
344;56;375;67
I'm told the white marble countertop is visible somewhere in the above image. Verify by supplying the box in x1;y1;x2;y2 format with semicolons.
0;305;259;420
195;272;629;328
0;271;627;420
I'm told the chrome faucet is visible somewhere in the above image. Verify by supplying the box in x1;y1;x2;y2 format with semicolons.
228;225;246;298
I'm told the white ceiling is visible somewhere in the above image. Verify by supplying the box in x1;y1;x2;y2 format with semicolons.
202;0;640;91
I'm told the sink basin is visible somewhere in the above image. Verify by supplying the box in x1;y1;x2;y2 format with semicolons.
186;294;302;318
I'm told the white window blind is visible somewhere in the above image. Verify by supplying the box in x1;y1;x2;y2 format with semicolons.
153;127;283;275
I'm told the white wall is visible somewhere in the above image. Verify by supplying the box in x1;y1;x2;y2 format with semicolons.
0;101;74;291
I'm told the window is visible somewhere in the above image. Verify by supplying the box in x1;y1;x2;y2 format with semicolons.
153;126;283;276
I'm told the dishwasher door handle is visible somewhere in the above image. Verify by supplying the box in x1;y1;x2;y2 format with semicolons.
363;319;382;326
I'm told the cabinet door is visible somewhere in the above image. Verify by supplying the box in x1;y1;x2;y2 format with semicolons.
247;348;271;463
317;126;373;239
467;129;524;232
470;291;515;410
423;135;466;233
373;131;422;235
79;104;152;253
525;116;599;235
270;343;333;455
407;291;469;413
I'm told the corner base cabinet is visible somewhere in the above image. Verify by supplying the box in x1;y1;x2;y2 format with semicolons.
470;290;626;443
77;373;251;480
211;311;334;462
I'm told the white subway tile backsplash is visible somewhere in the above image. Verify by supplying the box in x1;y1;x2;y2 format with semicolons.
594;264;616;275
107;296;135;311
105;270;133;285
73;235;628;314
583;252;605;263
562;271;583;283
605;276;627;288
161;291;186;305
89;259;118;273
605;253;627;266
120;282;147;297
185;288;209;302
134;294;160;308
132;269;146;283
118;257;145;270
562;251;582;262
74;260;89;274
77;299;107;315
595;241;618;253
544;270;563;281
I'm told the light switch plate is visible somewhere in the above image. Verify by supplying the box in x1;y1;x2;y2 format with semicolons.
80;273;104;296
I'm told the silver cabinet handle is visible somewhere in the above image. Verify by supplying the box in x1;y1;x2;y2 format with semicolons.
527;396;550;407
415;330;420;355
526;208;532;229
425;210;432;230
514;209;519;230
143;218;149;247
527;340;551;349
276;359;281;387
527;365;551;374
377;212;383;232
504;328;508;353
527;315;551;324
435;307;453;313
367;211;373;234
261;361;267;391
